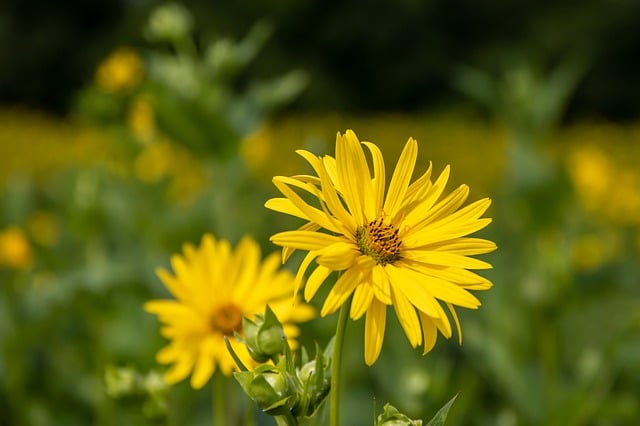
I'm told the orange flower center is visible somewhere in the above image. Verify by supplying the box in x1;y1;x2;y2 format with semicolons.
356;218;401;265
211;304;244;336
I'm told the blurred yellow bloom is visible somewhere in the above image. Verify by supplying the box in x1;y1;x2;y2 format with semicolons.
0;226;33;269
128;95;156;143
145;234;315;389
266;130;496;365
240;126;273;172
568;145;640;225
133;139;205;202
567;146;611;212
95;47;143;93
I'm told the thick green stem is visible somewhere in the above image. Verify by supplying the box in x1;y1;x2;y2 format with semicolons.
213;372;226;426
329;298;351;426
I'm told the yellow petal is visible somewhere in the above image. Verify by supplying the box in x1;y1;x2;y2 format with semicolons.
190;336;216;389
397;261;482;308
404;217;492;248
271;230;343;251
402;250;493;270
320;267;362;316
427;238;498;255
282;222;320;263
157;342;181;363
163;352;195;385
370;263;392;305
297;149;357;232
403;165;450;230
335;131;368;226
390;284;422;348
418;311;438;355
155;267;190;301
295;251;319;297
265;197;309;221
350;283;374;320
362;142;386;214
447;303;463;345
364;299;387;365
316;242;359;270
384;264;441;318
305;265;331;301
272;177;341;233
384;138;417;218
404;161;433;204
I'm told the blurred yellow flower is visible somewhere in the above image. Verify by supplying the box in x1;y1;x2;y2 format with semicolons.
95;47;143;93
144;234;315;389
567;145;640;225
128;95;156;143
240;126;273;172
133;139;205;202
266;130;496;365
0;226;33;269
567;146;611;212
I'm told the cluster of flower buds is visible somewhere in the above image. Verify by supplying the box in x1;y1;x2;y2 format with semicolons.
104;365;170;419
227;306;331;426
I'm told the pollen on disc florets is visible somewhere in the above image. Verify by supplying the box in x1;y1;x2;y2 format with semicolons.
356;217;402;265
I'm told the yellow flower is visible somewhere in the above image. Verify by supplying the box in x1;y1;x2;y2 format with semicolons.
266;130;496;365
128;95;156;143
0;226;33;269
144;234;315;389
95;47;143;93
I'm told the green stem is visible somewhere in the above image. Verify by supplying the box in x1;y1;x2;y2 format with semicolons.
213;372;226;426
330;298;351;426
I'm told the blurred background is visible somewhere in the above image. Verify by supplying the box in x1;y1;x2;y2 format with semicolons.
1;0;639;425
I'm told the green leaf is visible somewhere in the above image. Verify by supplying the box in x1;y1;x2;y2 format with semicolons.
426;394;458;426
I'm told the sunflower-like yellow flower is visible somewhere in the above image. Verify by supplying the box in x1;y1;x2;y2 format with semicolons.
266;130;496;365
95;47;143;93
144;234;315;389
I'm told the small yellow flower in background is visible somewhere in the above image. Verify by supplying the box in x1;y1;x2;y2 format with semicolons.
266;130;496;365
144;234;315;389
128;95;156;144
133;139;205;202
95;47;143;93
0;226;33;269
240;126;273;172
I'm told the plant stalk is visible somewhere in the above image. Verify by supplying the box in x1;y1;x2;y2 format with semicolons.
329;297;351;426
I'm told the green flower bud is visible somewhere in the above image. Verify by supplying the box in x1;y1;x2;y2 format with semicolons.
376;404;422;426
104;365;141;398
234;365;297;415
243;305;286;363
145;2;193;43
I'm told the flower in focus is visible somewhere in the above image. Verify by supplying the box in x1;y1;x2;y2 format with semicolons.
0;226;33;269
95;47;143;93
144;234;315;389
266;130;496;365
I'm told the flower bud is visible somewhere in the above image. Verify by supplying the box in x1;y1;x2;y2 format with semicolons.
234;365;297;415
242;305;286;363
376;404;422;426
145;2;193;43
104;365;141;398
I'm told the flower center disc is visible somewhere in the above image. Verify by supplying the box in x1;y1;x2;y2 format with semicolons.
211;304;244;336
356;218;401;265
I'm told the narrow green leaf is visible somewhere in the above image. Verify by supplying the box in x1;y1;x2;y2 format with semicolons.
426;394;458;426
